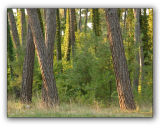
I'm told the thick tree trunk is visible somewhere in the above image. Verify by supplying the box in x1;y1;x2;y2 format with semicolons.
27;9;59;106
70;9;76;57
133;8;141;90
21;23;35;104
56;9;62;61
8;9;20;49
42;9;57;103
105;8;136;110
20;9;27;47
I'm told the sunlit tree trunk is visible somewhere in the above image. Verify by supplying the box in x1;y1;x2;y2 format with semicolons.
105;8;136;110
64;9;71;61
27;9;59;106
20;9;27;47
8;9;20;49
21;23;35;104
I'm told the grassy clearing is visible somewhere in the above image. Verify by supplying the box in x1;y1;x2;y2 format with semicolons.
8;98;152;117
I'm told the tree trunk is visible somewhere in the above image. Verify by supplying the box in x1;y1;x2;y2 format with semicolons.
20;9;27;47
42;9;57;103
56;9;62;61
65;9;71;61
21;23;35;104
123;9;127;42
73;9;77;32
133;8;141;90
105;8;136;110
64;8;67;24
85;8;88;32
8;9;20;49
79;8;82;32
27;9;59;107
70;9;76;57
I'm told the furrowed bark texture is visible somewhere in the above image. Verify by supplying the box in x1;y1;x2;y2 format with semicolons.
105;8;136;110
27;9;58;106
21;23;35;103
42;9;57;104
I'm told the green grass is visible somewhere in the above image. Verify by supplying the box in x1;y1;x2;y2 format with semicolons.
7;98;152;117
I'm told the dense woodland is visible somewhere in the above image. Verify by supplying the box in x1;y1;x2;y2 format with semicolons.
7;8;153;117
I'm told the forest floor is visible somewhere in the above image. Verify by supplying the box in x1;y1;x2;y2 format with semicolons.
7;98;152;118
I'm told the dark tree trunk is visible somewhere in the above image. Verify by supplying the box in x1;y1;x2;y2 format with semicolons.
56;9;62;61
133;8;140;90
20;9;27;47
8;9;20;49
85;8;88;32
27;9;59;107
79;8;82;32
66;9;71;61
64;8;67;24
70;9;76;57
37;9;45;38
73;9;77;32
21;23;35;104
42;9;57;103
105;8;136;110
92;9;101;36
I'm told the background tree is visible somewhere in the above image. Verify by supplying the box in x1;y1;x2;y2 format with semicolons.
20;9;27;47
56;9;62;61
70;9;76;57
21;23;35;104
8;9;20;49
64;9;71;61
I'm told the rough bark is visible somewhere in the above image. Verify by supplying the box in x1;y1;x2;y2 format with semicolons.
56;9;62;61
42;9;57;103
133;8;141;90
21;23;35;104
27;9;59;106
70;9;76;57
105;8;136;110
8;9;20;49
20;9;27;47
